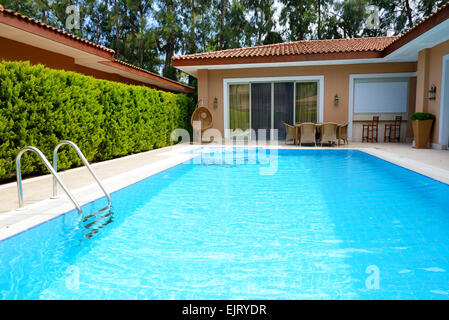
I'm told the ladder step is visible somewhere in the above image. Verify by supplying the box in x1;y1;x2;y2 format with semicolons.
83;205;111;223
84;209;113;229
84;216;114;239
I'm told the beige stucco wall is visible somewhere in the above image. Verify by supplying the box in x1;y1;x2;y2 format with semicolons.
416;39;449;145
197;62;417;140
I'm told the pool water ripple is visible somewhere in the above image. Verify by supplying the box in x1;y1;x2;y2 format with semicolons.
1;149;449;299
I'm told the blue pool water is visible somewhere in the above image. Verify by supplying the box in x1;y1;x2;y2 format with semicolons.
1;148;449;299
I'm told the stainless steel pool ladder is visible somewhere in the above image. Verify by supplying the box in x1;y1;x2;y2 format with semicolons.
15;140;112;214
15;146;82;213
53;140;111;211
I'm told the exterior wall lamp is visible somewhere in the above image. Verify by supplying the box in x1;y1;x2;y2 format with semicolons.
334;94;339;106
428;85;437;100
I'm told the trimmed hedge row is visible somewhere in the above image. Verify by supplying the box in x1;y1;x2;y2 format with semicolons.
0;61;195;181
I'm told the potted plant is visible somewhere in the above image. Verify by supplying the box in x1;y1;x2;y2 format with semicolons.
410;112;436;149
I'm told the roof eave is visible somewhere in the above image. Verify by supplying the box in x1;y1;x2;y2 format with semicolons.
172;50;384;68
101;60;195;93
0;9;114;60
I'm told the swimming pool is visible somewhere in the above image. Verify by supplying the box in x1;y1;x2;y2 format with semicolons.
1;148;449;299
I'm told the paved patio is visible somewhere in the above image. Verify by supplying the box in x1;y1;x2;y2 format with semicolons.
1;141;448;215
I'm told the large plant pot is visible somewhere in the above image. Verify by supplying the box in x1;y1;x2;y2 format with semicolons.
412;119;434;149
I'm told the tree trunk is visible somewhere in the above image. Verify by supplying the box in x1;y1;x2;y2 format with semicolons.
96;22;99;44
114;0;120;57
189;0;195;53
139;4;144;67
317;0;321;39
131;23;136;62
258;6;264;45
404;0;414;29
163;37;175;78
41;9;47;23
299;6;304;40
220;0;226;49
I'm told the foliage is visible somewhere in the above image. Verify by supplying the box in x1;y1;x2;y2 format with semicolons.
0;61;194;181
279;0;317;41
409;112;436;121
1;0;449;81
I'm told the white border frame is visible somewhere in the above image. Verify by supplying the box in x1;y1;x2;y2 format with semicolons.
439;54;449;149
223;76;324;139
348;72;418;139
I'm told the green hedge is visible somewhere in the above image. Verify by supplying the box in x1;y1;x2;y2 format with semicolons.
0;61;195;181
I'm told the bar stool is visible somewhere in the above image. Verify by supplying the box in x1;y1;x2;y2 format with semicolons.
362;116;379;143
384;116;402;142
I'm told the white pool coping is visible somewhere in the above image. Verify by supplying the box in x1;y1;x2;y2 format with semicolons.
361;147;449;185
1;144;448;242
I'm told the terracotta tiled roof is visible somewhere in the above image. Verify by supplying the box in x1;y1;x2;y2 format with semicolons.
173;37;399;62
0;4;114;54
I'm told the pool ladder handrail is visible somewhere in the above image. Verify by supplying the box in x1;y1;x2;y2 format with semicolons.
53;140;112;209
15;146;82;213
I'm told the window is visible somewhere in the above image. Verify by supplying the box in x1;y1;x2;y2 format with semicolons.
353;78;409;114
229;84;250;133
295;82;318;123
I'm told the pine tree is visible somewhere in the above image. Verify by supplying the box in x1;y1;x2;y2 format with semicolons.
155;0;183;79
2;0;449;85
280;0;316;41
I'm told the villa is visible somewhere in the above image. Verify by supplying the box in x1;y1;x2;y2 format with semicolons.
2;2;449;302
173;2;449;148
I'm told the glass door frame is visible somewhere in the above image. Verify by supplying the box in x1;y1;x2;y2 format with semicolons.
224;76;324;140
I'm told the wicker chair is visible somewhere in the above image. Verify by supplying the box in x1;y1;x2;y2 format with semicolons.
321;122;338;146
337;123;349;146
299;123;317;146
191;106;213;143
283;123;296;145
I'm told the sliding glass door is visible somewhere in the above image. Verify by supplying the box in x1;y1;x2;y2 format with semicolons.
295;82;318;123
274;82;294;139
227;79;320;140
229;84;250;136
251;83;272;139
